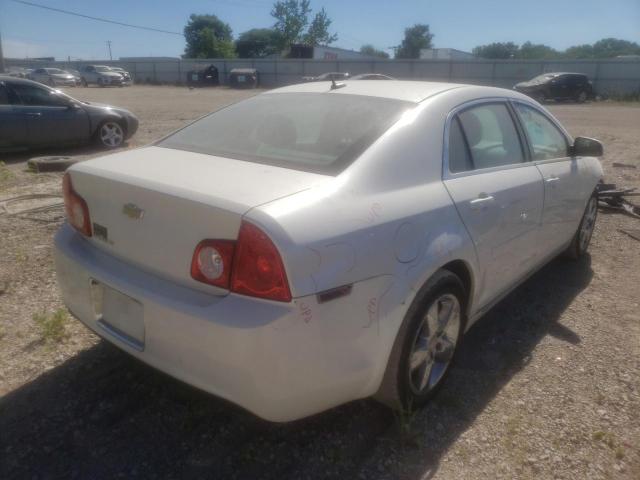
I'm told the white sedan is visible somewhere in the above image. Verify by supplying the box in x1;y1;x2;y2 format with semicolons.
54;81;603;421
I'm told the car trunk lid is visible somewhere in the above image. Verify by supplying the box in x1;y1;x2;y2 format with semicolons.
69;146;328;294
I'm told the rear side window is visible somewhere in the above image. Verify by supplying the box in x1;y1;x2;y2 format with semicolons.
448;117;473;173
456;103;524;170
159;93;414;175
514;104;568;160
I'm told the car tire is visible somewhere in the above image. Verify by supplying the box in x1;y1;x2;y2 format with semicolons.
95;120;125;149
374;269;466;411
565;192;598;259
81;78;88;87
98;78;105;88
47;78;55;87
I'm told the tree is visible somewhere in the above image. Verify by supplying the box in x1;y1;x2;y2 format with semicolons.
360;44;389;59
303;8;338;46
563;44;594;59
472;42;519;59
395;24;434;59
517;41;558;59
589;38;640;58
271;0;311;49
183;14;235;58
236;28;282;58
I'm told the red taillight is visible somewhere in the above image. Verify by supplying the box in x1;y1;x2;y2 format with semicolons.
62;173;92;236
190;240;235;289
190;221;292;302
231;221;291;302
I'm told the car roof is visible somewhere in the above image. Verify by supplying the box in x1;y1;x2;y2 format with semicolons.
266;80;485;103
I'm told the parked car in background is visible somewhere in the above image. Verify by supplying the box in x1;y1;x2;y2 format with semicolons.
514;72;593;103
65;68;83;85
109;66;133;86
7;67;33;78
228;68;259;88
54;80;603;421
79;65;124;87
302;72;350;82
350;73;395;80
186;64;219;87
28;68;78;87
0;76;138;150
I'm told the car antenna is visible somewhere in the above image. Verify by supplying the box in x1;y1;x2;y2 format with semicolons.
330;75;346;91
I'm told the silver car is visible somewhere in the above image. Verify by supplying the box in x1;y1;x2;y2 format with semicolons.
29;68;77;87
0;76;138;150
79;65;124;87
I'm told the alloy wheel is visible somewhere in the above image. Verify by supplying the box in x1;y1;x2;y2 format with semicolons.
408;293;461;395
99;122;124;148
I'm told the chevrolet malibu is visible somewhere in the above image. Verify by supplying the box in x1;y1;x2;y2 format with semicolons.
54;81;603;421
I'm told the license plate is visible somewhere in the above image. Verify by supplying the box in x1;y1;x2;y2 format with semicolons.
91;280;145;350
237;75;246;82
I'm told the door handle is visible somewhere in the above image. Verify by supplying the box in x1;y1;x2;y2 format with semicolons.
545;176;560;184
25;112;42;117
469;194;495;209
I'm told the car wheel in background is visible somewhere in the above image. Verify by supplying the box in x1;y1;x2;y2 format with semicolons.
566;193;598;259
375;270;466;411
81;78;88;87
96;121;125;148
98;78;105;87
535;91;546;103
47;78;55;87
576;90;588;103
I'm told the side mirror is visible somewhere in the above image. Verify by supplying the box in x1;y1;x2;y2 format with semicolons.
570;136;603;157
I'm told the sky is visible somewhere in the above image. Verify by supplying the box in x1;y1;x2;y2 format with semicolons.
1;0;639;60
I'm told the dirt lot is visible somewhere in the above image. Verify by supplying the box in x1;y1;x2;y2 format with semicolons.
1;86;639;480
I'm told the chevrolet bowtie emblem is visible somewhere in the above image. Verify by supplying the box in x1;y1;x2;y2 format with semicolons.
122;203;144;220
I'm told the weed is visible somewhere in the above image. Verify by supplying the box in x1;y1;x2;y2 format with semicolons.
615;446;625;460
33;308;69;343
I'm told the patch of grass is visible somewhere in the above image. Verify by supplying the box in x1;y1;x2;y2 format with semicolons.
615;446;625;460
393;402;422;447
0;161;15;190
33;308;69;343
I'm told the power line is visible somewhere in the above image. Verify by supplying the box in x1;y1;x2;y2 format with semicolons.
9;0;184;36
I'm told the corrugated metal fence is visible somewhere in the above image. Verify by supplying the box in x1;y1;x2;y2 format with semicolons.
7;58;640;95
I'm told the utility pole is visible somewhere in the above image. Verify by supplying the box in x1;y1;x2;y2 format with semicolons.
106;40;112;61
0;25;5;73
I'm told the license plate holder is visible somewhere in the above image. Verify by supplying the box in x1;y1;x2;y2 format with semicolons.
91;280;145;351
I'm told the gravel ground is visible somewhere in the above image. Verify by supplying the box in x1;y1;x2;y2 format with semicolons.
0;86;639;480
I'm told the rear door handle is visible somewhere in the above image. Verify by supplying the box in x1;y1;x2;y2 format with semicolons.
545;176;560;184
469;194;495;209
25;112;42;117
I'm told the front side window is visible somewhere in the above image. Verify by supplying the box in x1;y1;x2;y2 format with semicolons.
456;103;524;170
11;84;69;107
159;93;414;175
514;104;568;160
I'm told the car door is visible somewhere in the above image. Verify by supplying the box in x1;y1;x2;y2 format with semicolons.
0;83;28;148
512;101;591;253
443;101;545;309
9;82;90;146
549;74;571;99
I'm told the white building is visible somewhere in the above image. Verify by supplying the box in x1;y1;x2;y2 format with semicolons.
420;48;474;60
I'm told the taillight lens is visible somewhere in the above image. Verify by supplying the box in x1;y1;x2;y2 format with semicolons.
62;173;92;236
190;240;235;289
231;221;291;302
190;221;292;302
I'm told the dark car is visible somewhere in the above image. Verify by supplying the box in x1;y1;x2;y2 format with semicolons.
514;72;593;103
186;64;219;87
350;73;395;80
228;68;259;88
0;76;138;151
302;72;350;82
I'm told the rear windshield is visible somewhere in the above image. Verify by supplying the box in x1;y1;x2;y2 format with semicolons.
158;93;415;175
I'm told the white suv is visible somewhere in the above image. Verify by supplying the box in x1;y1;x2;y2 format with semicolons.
79;65;123;87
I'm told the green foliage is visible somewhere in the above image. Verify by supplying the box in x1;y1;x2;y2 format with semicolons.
360;44;389;59
473;37;640;59
395;24;434;59
303;7;338;46
183;14;235;58
236;28;282;58
271;0;337;49
271;0;311;49
33;308;69;343
472;41;519;59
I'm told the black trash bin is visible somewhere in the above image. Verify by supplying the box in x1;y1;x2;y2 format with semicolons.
228;68;259;88
186;64;219;87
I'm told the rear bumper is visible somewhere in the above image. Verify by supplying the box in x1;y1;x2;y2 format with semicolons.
54;224;384;421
